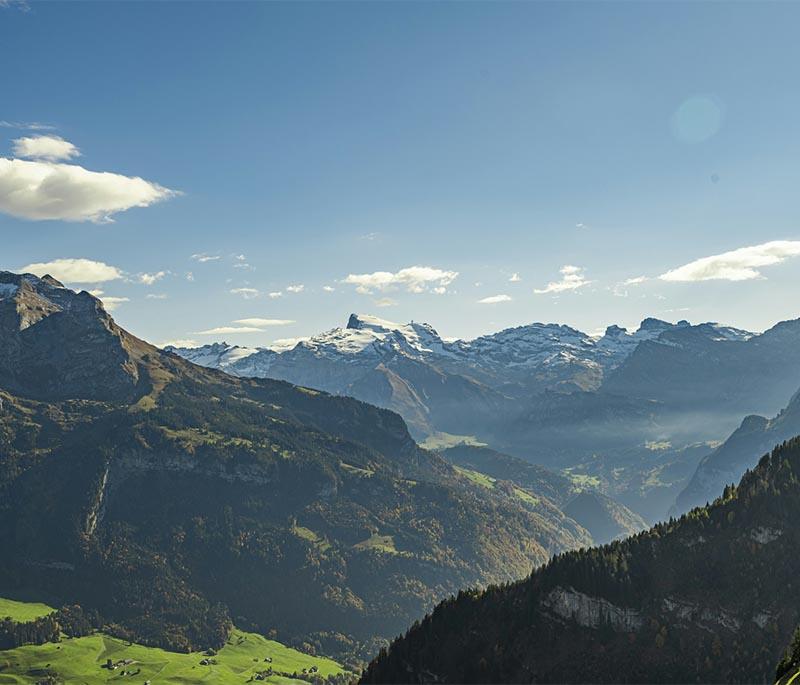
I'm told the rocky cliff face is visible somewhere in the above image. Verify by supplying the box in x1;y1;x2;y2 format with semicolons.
0;271;148;402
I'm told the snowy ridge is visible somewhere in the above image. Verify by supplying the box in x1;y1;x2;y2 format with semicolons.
169;313;752;383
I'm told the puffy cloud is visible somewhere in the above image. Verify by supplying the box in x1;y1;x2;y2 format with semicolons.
268;291;282;299
0;147;176;222
12;135;79;162
344;266;458;295
138;271;166;285
21;257;123;283
196;326;266;335
323;285;335;292
233;318;294;326
534;265;592;294
509;273;521;282
478;294;512;304
88;289;129;312
286;284;304;293
230;287;260;299
191;253;220;263
659;240;800;282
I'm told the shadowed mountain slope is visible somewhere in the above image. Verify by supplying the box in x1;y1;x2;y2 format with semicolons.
362;438;800;684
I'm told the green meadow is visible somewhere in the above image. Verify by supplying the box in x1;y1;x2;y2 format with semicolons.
0;599;349;685
0;599;56;624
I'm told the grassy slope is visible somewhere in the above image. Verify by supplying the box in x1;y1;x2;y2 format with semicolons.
0;599;55;623
0;629;345;685
0;598;347;685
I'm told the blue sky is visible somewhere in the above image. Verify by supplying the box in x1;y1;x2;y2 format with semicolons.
2;1;800;347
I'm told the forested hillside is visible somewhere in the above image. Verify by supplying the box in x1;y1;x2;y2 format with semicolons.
362;438;800;684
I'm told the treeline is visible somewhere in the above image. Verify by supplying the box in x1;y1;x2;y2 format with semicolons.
0;604;99;649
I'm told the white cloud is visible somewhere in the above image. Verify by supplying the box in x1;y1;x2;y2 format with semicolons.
233;318;294;327
21;257;123;283
191;253;220;263
146;293;168;300
623;276;648;286
268;291;282;299
534;265;592;295
186;271;195;282
612;275;649;297
230;287;260;299
0;148;176;223
269;337;309;351
478;294;512;304
659;240;800;282
13;135;80;162
509;273;521;282
323;285;335;292
575;222;588;229
374;297;398;308
233;262;254;270
138;270;166;286
234;254;247;261
0;120;54;131
88;289;129;312
158;338;199;349
344;265;458;295
286;284;304;293
196;326;267;335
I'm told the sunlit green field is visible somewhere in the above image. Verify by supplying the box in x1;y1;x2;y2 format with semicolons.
0;598;56;623
0;598;348;685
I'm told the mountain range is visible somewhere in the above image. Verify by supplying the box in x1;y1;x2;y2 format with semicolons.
0;271;604;663
171;312;800;524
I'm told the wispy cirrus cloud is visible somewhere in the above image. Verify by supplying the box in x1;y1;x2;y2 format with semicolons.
344;265;458;295
196;326;266;335
234;318;294;327
0;120;55;131
659;240;800;282
21;257;123;283
191;253;220;263
534;265;592;294
478;294;512;304
230;287;260;299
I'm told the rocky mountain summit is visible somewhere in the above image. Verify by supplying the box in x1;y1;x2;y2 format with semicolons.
169;313;723;440
0;271;149;402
